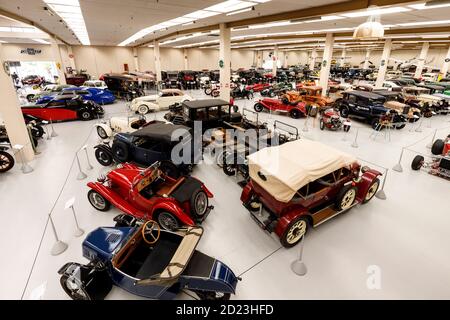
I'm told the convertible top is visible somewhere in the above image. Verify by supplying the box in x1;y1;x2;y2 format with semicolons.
131;122;190;143
248;139;357;203
417;84;445;90
183;99;230;109
346;90;385;100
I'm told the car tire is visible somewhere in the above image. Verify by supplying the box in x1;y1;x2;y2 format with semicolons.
138;105;149;115
80;110;92;121
247;92;254;100
87;190;111;212
290;109;301;119
431;139;444;155
60;274;92;300
211;90;220;98
26;94;35;102
411;155;424;170
156;211;180;231
362;178;380;204
31;124;44;138
95;148;113;166
159;160;181;179
195;291;231;301
254;103;264;112
280;216;308;248
371;119;382;131
97;126;109;139
111;141;129;162
0;151;14;173
308;105;318;117
190;189;209;220
319;119;325;130
340;107;349;118
335;185;357;211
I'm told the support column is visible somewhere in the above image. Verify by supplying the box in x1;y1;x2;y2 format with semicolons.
0;43;34;162
50;36;66;84
133;47;139;72
363;49;371;69
256;50;263;68
309;48;317;70
340;48;346;67
219;23;231;102
283;51;288;68
415;42;429;78
153;40;162;83
440;45;450;78
183;48;188;70
375;39;392;88
272;45;278;76
319;33;334;96
67;45;76;71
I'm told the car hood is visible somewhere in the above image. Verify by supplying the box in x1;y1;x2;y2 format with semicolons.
133;95;158;102
83;227;135;257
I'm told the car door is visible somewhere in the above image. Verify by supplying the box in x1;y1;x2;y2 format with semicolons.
353;97;371;117
131;136;152;165
158;92;173;109
43;100;78;121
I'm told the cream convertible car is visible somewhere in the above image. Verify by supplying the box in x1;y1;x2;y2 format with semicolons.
130;89;193;115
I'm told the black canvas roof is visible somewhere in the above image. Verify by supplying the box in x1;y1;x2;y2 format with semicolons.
131;123;190;143
346;90;385;100
372;90;401;97
416;84;445;90
183;99;230;109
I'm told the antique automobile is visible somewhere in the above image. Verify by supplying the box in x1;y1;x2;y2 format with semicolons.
17;85;42;102
83;80;108;90
102;73;145;100
21;75;44;86
411;135;450;180
231;85;254;99
66;71;89;86
0;145;14;173
87;161;213;230
58;223;238;300
240;139;382;247
1;118;43;147
94;122;201;175
178;71;199;90
245;82;270;93
336;91;406;130
319;108;351;132
373;90;422;122
164;99;241;132
296;85;334;110
254;97;309;119
162;71;181;89
37;87;115;105
198;72;211;88
22;96;104;122
210;82;237;98
94;116;157;139
260;82;293;97
416;83;445;95
203;82;220;95
130;89;193;115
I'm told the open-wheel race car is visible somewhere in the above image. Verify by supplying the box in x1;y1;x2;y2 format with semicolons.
319;108;351;132
0;145;14;173
58;222;239;300
254;97;309;119
87;161;213;230
240;139;382;247
411;135;450;180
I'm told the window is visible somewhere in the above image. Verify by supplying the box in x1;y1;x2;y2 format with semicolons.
195;108;207;121
78;90;90;95
66;100;79;107
348;95;357;104
47;101;64;107
208;106;220;119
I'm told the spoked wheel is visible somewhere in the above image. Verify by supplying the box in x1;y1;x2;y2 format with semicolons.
363;178;379;203
335;186;357;210
95;148;113;166
80;111;92;121
280;216;308;248
0;151;14;173
319;119;325;130
254;103;264;112
156;211;180;230
97;127;109;139
191;189;209;220
60;274;91;300
195;291;231;301
31;125;44;138
87;190;110;211
138;105;149;115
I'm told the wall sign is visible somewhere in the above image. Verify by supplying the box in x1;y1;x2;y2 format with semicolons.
445;58;450;63
219;59;224;68
381;59;386;66
322;60;327;67
20;48;42;55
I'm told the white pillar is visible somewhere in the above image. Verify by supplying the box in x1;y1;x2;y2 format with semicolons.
415;42;429;78
309;48;317;70
340;48;346;67
256;50;263;68
67;45;76;71
363;49;371;69
283;51;288;68
153;40;162;83
50;36;66;84
183;48;188;70
440;45;450;77
133;47;139;72
0;43;34;162
319;33;334;96
219;23;231;101
375;39;392;88
272;45;278;76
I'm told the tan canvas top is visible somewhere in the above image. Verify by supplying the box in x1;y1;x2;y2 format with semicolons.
248;139;357;202
161;89;184;95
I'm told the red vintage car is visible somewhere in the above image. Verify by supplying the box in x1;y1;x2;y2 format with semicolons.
254;98;308;119
87;162;214;230
240;139;381;247
245;83;271;92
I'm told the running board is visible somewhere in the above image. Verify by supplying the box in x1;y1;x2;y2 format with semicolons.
313;201;360;227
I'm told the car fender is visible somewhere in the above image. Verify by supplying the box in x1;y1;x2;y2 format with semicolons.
356;169;382;202
240;181;254;204
94;123;113;137
145;101;161;111
189;176;214;198
274;208;310;239
151;200;195;226
294;103;307;116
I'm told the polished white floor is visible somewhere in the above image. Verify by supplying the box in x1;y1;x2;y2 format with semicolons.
1;90;450;300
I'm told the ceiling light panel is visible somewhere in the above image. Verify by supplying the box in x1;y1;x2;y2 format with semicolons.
43;0;90;45
397;20;450;26
408;3;450;10
204;0;255;13
32;38;51;44
342;7;410;17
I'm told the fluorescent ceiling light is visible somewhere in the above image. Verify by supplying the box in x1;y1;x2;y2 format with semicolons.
304;15;344;23
227;7;253;15
0;40;7;43
422;34;450;38
32;38;50;44
409;3;450;10
205;1;255;13
43;0;90;45
342;7;410;17
397;19;450;26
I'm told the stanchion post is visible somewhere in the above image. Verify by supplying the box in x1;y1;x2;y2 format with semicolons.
426;129;437;149
375;168;388;200
302;113;309;132
415;117;423;133
81;145;94;170
392;147;404;172
49;215;68;256
75;152;87;180
13;144;33;174
65;197;84;237
50;119;58;137
291;235;307;276
351;127;359;148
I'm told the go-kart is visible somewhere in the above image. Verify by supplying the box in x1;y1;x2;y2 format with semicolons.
319;108;351;132
58;222;239;300
411;135;450;180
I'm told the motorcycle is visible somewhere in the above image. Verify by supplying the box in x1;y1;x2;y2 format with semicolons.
231;85;254;100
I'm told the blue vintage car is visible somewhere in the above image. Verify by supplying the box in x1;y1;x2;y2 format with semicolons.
58;222;239;300
37;87;115;105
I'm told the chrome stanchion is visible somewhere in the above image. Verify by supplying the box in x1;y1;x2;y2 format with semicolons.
392;148;404;172
75;152;87;180
291;235;307;276
50;119;58;137
351;127;359;148
302;113;309;132
13;144;33;174
49;215;68;256
375;168;388;200
426;129;437;149
80;145;94;170
65;197;84;237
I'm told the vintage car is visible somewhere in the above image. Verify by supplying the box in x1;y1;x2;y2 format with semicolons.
130;89;193;115
336;91;406;130
245;82;270;93
37;87;115;105
260;82;293;97
411;135;450;180
94;122;200;174
164;99;241;132
1;116;43;147
88;161;213;230
83;80;108;89
162;71;181;89
373;90;421;122
296;85;334;109
21;75;44;86
319;108;351;132
0;145;14;173
240;139;382;247
178;71;199;90
58;223;238;300
22;96;104;122
254;97;309;119
94;116;157;139
231;85;254;99
102;73;145;100
17;85;42;102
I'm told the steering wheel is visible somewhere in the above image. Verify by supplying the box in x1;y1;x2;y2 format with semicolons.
141;220;161;245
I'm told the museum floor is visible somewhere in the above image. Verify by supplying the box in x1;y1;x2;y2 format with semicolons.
1;90;449;300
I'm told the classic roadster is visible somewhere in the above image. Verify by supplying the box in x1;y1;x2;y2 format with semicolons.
130;89;193;115
411;135;450;180
319;108;351;131
240;139;381;247
0;145;14;173
254;98;309;119
87;162;213;230
58;222;239;300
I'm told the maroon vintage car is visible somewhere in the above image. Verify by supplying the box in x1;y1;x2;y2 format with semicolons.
245;83;271;92
240;139;381;247
254;98;308;119
87;162;214;230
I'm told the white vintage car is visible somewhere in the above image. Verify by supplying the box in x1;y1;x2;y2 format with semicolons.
94;116;150;139
130;89;192;115
83;80;108;90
